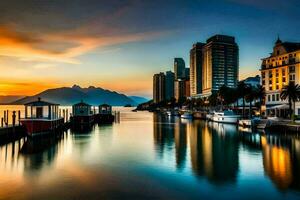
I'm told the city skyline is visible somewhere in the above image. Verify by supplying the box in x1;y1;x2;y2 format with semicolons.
0;0;300;98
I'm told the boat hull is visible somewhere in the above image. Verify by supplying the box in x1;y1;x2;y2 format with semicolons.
20;118;64;137
71;115;94;125
181;114;193;119
211;116;239;124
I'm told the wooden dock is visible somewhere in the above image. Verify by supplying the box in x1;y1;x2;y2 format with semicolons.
0;108;119;146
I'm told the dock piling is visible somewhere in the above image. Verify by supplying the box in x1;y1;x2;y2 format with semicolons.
12;111;16;127
4;111;6;125
18;111;21;125
6;110;8;126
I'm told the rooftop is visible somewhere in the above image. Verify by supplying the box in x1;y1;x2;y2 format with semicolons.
25;97;59;106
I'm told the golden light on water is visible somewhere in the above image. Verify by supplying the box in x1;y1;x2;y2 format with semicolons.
262;136;293;190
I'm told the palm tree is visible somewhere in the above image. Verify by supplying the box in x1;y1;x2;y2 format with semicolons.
237;81;250;117
245;85;255;118
280;82;300;120
253;85;265;116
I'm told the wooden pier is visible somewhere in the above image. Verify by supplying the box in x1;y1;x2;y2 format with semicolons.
0;107;119;145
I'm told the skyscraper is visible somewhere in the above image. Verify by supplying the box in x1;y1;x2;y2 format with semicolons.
190;43;205;97
202;35;239;96
153;72;165;103
174;79;186;102
174;58;186;80
165;71;175;101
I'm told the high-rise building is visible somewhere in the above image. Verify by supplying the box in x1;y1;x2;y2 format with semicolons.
174;58;186;80
185;68;190;79
165;71;175;101
153;72;165;103
202;35;239;96
174;79;186;102
261;38;300;117
190;43;205;97
174;79;190;102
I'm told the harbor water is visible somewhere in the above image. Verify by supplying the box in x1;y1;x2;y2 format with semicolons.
0;106;299;199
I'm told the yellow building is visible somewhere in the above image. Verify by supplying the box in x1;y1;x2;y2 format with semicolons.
261;38;300;116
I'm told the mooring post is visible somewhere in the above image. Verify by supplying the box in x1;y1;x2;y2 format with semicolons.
6;110;9;126
3;111;6;125
63;109;66;123
12;111;16;127
18;110;21;125
1;117;3;127
66;109;68;122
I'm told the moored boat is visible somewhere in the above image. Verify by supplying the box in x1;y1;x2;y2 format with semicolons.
180;111;193;119
71;101;94;126
20;98;64;137
97;104;115;123
211;110;240;124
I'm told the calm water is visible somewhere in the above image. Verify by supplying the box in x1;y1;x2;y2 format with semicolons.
0;107;300;199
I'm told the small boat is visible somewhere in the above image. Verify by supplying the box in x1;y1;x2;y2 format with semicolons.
238;119;252;128
166;111;173;116
211;110;240;124
71;101;94;126
206;113;213;121
97;104;115;123
20;98;64;137
181;111;193;119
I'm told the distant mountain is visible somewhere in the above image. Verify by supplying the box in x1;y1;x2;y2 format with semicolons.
12;85;137;106
0;95;25;104
129;96;149;104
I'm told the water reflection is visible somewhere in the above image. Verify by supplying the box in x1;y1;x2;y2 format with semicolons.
153;114;239;184
0;111;299;199
153;113;300;190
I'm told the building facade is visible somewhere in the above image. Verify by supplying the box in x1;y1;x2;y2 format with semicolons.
174;58;186;80
165;71;175;101
190;43;205;97
202;35;239;96
153;72;165;103
261;38;300;116
174;79;190;102
174;79;186;102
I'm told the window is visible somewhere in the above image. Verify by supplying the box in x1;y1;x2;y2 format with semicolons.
276;85;279;90
282;69;285;76
269;86;272;91
290;74;295;81
283;77;286;82
289;66;295;73
276;94;279;101
262;80;265;85
269;71;273;78
268;95;271;102
262;72;265;78
36;107;43;118
272;95;275;101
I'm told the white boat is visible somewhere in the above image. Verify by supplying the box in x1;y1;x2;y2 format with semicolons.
181;111;193;119
238;119;252;127
211;110;240;124
206;113;213;121
166;111;173;116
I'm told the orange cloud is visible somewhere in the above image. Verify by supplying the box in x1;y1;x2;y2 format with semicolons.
0;25;168;64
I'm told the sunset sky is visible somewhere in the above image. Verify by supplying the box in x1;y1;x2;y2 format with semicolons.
0;0;299;97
